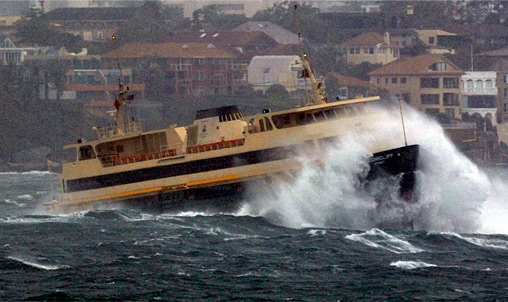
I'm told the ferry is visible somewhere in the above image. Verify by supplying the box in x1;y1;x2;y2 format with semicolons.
43;52;419;214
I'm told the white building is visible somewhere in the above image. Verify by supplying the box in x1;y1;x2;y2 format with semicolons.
461;71;498;125
248;55;303;93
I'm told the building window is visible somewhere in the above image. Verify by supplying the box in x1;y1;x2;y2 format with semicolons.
425;108;440;116
429;37;435;44
350;48;354;54
445;108;455;118
385;78;388;84
193;58;203;65
443;77;459;88
402;93;411;104
193;72;204;81
392;77;398;84
429;62;446;71
213;73;226;81
420;78;440;88
465;80;473;92
421;94;440;105
485;79;493;89
504;103;508;113
443;93;459;106
363;48;369;54
355;48;360;54
369;48;374;54
401;77;407;84
474;80;483;91
376;78;380;84
504;88;508;97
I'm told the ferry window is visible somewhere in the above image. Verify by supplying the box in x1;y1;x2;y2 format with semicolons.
116;145;123;153
305;113;315;123
202;125;207;133
272;116;282;128
314;111;326;121
259;119;265;132
79;145;96;161
264;117;273;131
282;114;291;126
296;113;305;125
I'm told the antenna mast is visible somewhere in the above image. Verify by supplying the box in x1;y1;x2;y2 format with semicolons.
294;4;327;106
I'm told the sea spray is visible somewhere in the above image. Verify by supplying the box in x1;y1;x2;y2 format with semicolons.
238;105;495;233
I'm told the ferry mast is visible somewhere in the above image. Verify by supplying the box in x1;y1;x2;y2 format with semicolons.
294;4;327;106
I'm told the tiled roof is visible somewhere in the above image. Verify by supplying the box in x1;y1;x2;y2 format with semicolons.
326;72;380;90
342;32;386;47
262;44;300;56
415;29;457;37
368;54;463;75
44;7;138;21
167;31;276;47
231;21;300;45
102;42;235;59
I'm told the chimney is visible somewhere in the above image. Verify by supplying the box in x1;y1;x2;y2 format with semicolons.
383;32;390;46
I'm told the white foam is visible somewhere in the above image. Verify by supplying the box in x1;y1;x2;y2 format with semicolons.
390;260;437;270
236;105;504;233
307;229;327;236
443;232;508;250
17;194;33;200
172;211;214;217
7;256;69;270
345;228;423;254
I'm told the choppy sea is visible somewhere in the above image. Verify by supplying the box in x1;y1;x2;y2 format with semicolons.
2;108;508;301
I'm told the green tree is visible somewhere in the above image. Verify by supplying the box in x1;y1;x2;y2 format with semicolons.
113;0;187;44
192;4;247;31
14;10;83;52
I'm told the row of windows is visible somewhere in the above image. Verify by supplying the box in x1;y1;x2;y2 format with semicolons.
269;103;371;130
420;77;459;89
463;79;494;91
66;145;298;193
348;47;400;56
425;108;456;118
377;77;407;84
420;93;459;106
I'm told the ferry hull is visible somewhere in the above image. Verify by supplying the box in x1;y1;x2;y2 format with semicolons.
44;145;420;214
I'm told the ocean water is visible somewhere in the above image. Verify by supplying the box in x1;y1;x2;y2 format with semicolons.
2;107;508;301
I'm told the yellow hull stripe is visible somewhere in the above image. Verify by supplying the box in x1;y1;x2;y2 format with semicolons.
50;167;289;208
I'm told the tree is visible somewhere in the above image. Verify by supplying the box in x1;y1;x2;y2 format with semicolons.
192;4;247;31
252;1;324;43
14;10;84;52
114;0;187;44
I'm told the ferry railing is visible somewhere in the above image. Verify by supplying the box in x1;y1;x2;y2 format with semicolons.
99;147;178;167
95;121;143;140
186;138;245;154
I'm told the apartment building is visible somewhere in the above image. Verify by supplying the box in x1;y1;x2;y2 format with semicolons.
461;71;497;125
102;42;249;97
342;32;402;66
368;54;464;119
44;7;138;42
